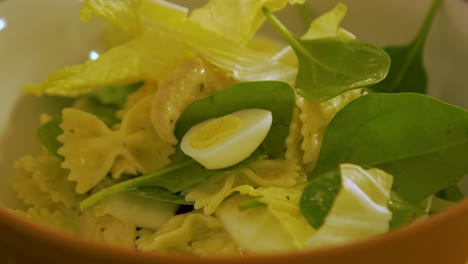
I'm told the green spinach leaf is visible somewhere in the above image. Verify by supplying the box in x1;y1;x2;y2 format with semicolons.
80;81;295;210
36;99;119;159
37;82;144;158
388;191;427;229
300;168;341;228
142;150;266;193
75;81;145;126
296;3;313;33
263;8;390;101
372;0;442;93
90;81;144;106
36;116;63;160
73;97;121;126
80;150;267;210
435;184;464;202
175;81;295;158
310;93;468;203
238;199;266;212
127;186;194;205
301;164;396;230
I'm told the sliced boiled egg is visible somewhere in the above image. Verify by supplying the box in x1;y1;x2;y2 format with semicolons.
180;109;273;170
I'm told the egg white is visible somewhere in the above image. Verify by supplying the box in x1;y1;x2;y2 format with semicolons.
180;109;273;169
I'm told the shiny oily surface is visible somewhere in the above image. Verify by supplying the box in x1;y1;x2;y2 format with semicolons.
0;0;467;263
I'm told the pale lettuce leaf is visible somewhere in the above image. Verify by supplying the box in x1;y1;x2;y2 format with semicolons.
272;3;355;73
93;192;179;230
305;164;393;248
186;160;311;252
189;0;305;46
24;31;192;97
301;3;355;40
80;0;141;35
235;185;315;248
24;0;297;97
216;194;296;252
215;189;315;253
136;0;298;82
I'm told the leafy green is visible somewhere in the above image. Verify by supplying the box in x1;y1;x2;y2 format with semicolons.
301;164;393;243
36;82;143;158
127;186;193;205
36;104;119;159
36;116;63;160
427;196;458;214
216;187;314;251
79;150;266;211
388;191;426;229
90;81;144;106
300;169;341;228
80;81;296;210
23;32;190;97
92;192;179;230
301;3;354;40
189;0;305;46
296;3;313;32
310;93;468;203
238;199;266;212
175;81;296;158
372;0;442;93
263;7;390;101
39;0;296;98
74;81;144;126
149;150;267;194
73;97;120;127
435;184;464;202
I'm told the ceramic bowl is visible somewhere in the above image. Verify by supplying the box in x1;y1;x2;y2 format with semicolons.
0;0;467;263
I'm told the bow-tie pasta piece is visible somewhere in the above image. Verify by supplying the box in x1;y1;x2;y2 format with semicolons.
58;95;174;194
186;159;306;215
136;212;239;255
296;89;362;172
16;207;80;235
151;57;236;145
14;152;84;209
78;210;137;249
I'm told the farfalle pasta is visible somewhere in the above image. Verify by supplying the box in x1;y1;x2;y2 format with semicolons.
16;207;80;235
136;212;239;255
58;95;174;193
11;172;56;210
15;153;83;209
78;210;138;249
296;89;362;171
283;107;304;165
186;159;305;215
10;0;466;258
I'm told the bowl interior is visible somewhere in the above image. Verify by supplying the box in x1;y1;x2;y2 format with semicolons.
0;0;467;257
0;0;107;207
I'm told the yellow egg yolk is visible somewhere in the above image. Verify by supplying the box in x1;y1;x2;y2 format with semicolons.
180;108;272;170
189;115;244;149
